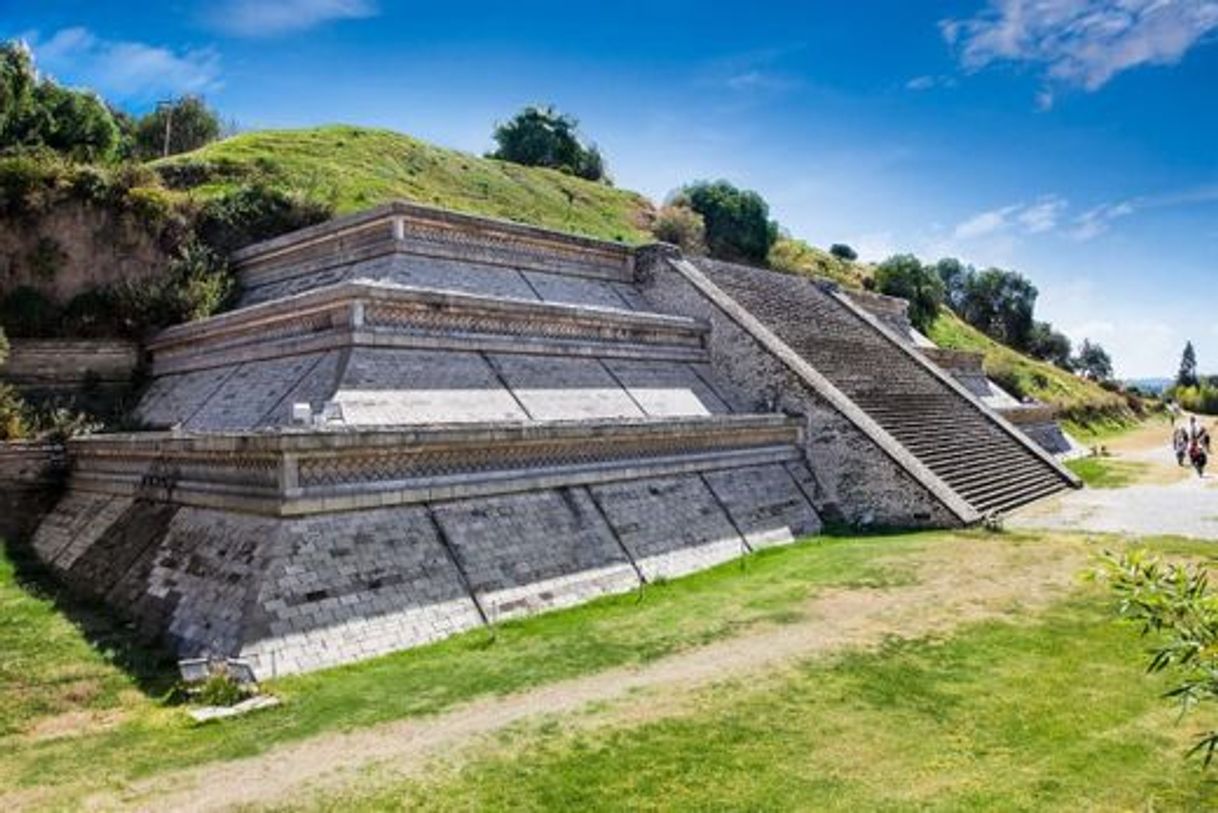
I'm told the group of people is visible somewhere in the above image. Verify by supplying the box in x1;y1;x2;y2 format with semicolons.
1172;414;1212;476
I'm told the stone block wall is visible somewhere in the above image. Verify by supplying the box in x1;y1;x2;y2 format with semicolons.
33;453;822;678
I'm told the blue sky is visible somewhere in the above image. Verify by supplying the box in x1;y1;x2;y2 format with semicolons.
5;0;1217;378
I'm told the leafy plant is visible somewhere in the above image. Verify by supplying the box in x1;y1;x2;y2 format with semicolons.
874;253;944;333
488;105;607;182
193;673;250;707
673;180;778;264
651;203;706;254
1095;549;1218;764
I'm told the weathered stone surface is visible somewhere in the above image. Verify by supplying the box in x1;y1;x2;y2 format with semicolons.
184;354;330;431
590;474;746;580
703;464;822;549
335;348;528;424
137;366;235;428
487;354;644;421
602;359;732;417
433;488;639;621
0;442;65;543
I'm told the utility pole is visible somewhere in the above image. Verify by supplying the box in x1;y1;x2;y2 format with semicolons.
156;98;175;158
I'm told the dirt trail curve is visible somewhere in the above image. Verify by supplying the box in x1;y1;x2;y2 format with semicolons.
86;536;1087;813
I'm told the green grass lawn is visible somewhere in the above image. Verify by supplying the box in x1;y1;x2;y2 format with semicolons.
4;531;1216;810
157;125;654;243
1066;456;1152;489
0;531;929;806
312;596;1218;812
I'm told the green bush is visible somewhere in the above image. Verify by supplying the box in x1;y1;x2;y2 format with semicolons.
0;382;27;440
986;358;1027;400
196;183;332;254
488;105;607;182
651;204;706;254
674;180;778;264
1170;384;1218;415
874;254;945;333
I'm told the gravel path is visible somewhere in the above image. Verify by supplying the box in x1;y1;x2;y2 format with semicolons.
1011;419;1218;540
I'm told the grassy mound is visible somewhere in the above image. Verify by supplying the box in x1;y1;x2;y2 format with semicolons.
155;125;654;244
926;309;1133;427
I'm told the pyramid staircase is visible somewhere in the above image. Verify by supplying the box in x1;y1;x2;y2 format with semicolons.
689;258;1078;515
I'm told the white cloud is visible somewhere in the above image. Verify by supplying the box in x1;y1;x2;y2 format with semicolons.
1016;196;1067;232
905;74;958;91
953;196;1065;239
205;0;378;37
725;70;800;92
954;204;1019;239
29;27;221;100
943;0;1218;96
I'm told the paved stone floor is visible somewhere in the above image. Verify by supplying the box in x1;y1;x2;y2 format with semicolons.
1011;420;1218;540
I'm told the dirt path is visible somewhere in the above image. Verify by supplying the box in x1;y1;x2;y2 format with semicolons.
1013;416;1218;539
91;535;1088;812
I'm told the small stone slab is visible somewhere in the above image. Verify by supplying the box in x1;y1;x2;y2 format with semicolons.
188;695;280;723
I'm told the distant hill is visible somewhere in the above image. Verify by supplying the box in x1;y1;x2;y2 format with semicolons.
156;125;655;244
1124;378;1172;395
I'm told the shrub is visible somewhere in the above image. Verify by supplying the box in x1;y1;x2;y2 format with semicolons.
0;382;27;440
488;105;607;182
133;96;221;160
673;180;778;264
196;183;332;254
651;204;706;254
829;243;857;261
0;325;7;363
986;358;1027;400
873;254;944;333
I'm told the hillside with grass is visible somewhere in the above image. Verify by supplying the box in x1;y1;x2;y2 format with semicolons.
156;125;655;244
927;309;1134;427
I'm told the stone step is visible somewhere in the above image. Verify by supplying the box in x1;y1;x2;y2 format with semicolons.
939;457;1053;489
953;467;1062;503
971;478;1070;514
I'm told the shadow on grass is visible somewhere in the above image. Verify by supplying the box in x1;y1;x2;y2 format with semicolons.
3;532;181;701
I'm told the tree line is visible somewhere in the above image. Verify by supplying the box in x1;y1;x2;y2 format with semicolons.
1;42;223;163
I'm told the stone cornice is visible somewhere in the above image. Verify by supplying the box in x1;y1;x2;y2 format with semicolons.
234;201;635;293
67;415;801;516
147;281;710;375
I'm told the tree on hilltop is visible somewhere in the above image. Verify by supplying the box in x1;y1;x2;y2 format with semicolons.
1074;339;1113;382
133;96;221;160
829;243;857;261
672;180;778;264
489;105;607;182
874;254;945;333
1178;341;1199;388
0;40;120;161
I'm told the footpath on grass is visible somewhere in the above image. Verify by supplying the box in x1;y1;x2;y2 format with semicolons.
1013;414;1218;539
93;533;1087;813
